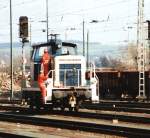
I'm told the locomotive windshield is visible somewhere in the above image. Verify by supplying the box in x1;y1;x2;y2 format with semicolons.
61;46;77;55
59;64;81;86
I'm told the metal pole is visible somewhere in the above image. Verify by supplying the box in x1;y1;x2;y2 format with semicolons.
46;0;49;42
83;20;85;56
86;30;89;68
149;39;150;100
29;19;32;47
22;40;25;77
137;0;146;100
21;39;25;97
10;0;13;99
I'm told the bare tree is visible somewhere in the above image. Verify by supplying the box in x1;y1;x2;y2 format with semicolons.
126;43;138;70
95;55;125;70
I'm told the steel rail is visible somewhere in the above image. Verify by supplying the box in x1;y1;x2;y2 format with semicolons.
1;100;150;114
48;110;150;124
82;103;150;114
0;105;150;124
1;99;150;108
0;112;150;137
85;101;150;108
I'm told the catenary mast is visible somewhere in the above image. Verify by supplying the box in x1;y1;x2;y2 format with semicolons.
137;0;146;99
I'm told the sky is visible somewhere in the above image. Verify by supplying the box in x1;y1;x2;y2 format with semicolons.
0;0;150;44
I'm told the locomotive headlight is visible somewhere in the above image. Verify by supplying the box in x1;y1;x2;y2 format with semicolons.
58;44;61;48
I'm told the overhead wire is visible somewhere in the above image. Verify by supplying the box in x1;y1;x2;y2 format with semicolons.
47;0;131;17
0;0;138;25
0;0;149;44
0;0;132;19
0;0;38;11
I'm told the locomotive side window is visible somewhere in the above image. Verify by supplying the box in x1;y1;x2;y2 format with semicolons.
33;46;49;62
38;47;45;56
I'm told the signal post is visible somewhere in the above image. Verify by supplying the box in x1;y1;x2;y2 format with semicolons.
19;16;29;90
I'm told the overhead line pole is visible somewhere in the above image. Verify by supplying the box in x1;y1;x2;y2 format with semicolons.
137;0;146;100
83;20;85;56
29;19;32;47
87;30;89;68
46;0;49;42
10;0;13;99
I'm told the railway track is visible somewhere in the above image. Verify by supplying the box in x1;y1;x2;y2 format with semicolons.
1;105;150;134
82;102;150;114
1;100;150;121
2;105;149;125
0;112;149;137
1;99;150;106
0;103;150;137
1;99;150;113
1;99;150;107
48;110;150;124
95;101;150;108
1;106;150;124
